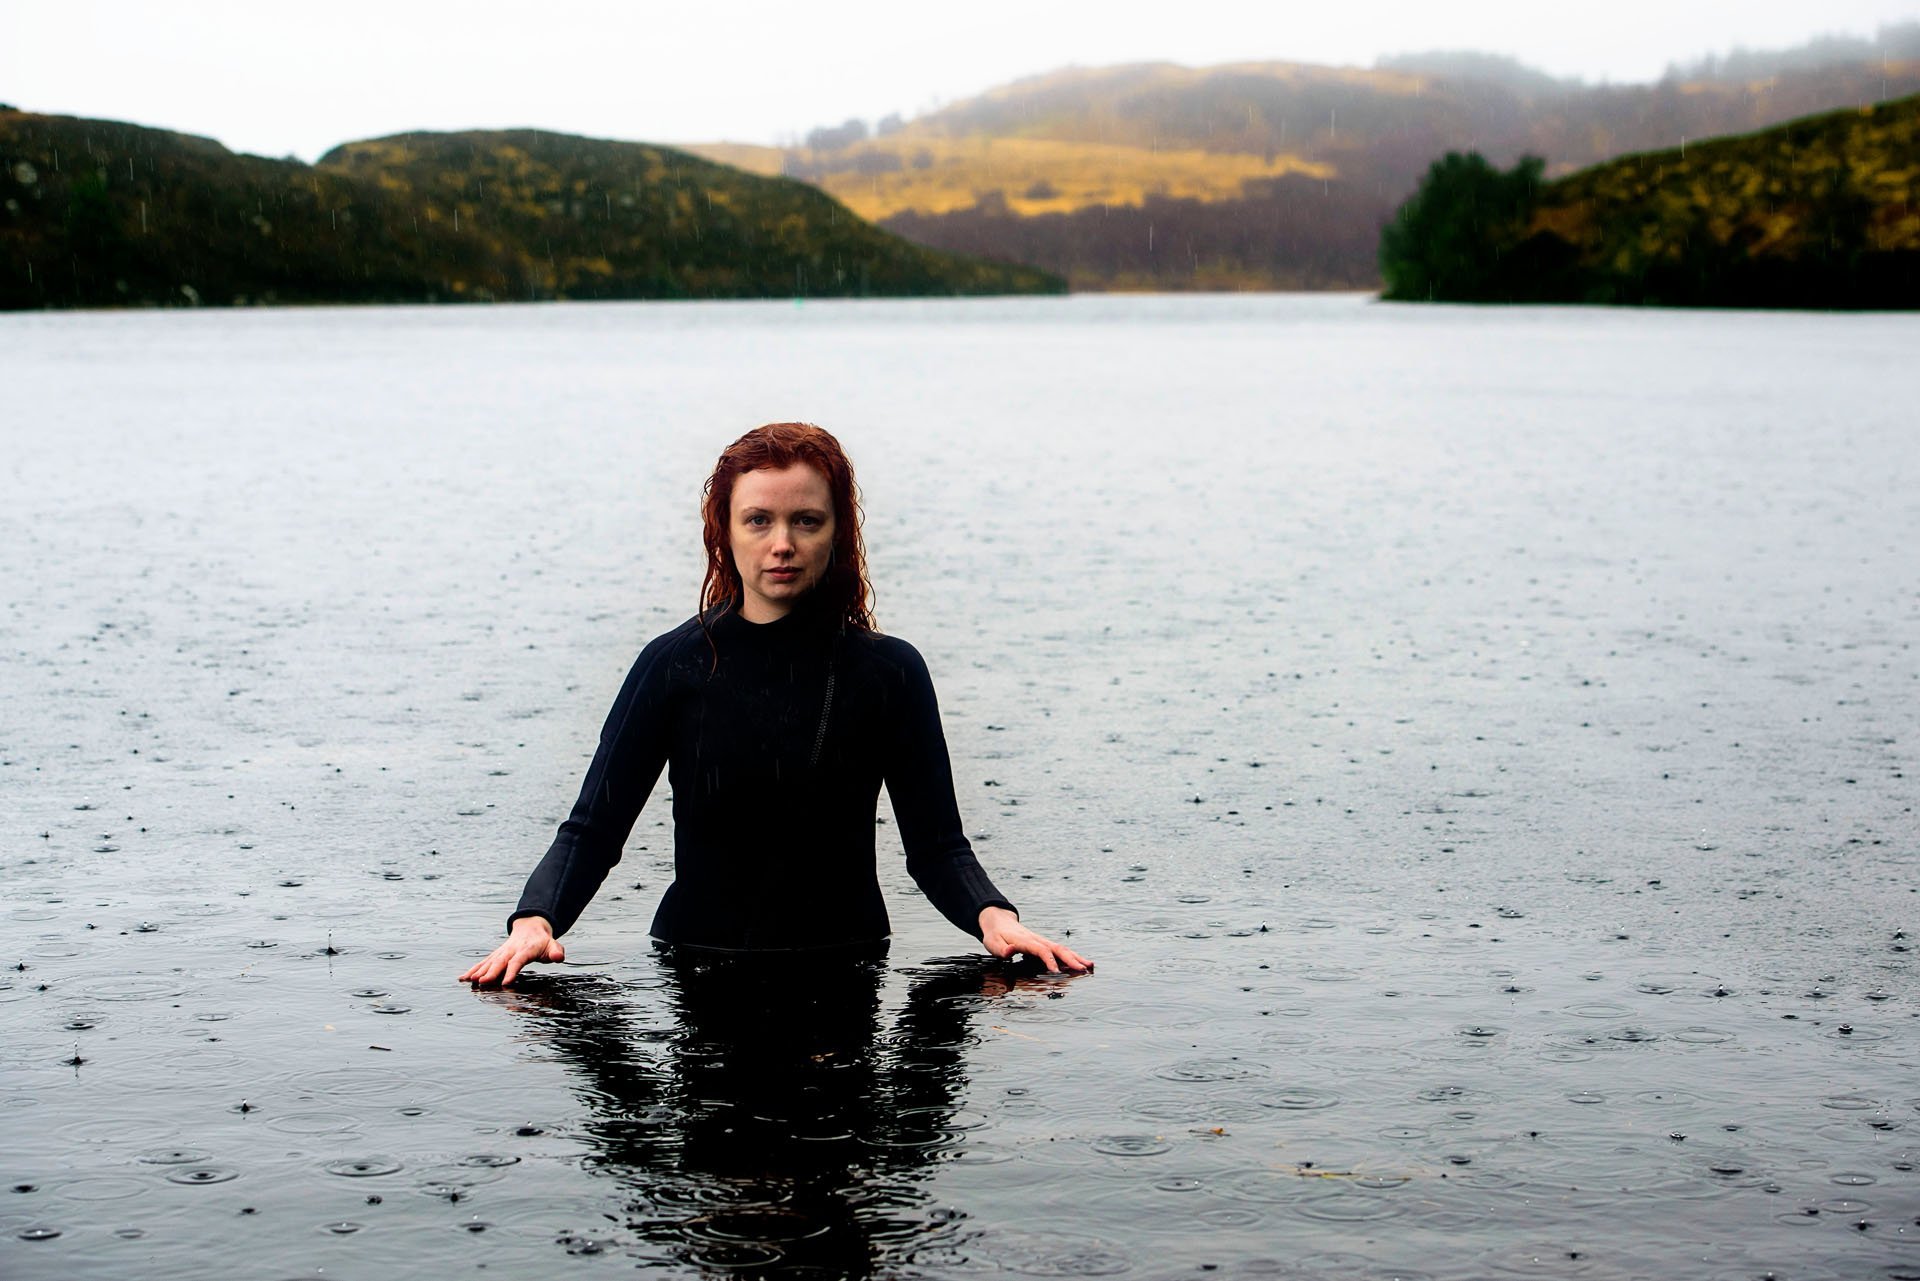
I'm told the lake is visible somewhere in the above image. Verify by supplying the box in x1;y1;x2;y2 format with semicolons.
3;293;1917;1279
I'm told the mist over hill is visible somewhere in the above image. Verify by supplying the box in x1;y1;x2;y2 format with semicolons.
716;25;1920;292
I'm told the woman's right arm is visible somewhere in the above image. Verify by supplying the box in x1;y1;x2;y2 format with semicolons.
459;630;680;986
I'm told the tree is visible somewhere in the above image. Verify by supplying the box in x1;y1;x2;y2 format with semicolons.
1378;152;1545;300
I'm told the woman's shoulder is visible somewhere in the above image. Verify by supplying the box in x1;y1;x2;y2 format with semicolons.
846;628;934;681
630;613;711;673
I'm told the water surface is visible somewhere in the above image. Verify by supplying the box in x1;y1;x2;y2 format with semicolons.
3;295;1918;1278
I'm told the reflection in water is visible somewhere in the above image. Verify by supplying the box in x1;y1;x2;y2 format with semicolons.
500;949;1050;1275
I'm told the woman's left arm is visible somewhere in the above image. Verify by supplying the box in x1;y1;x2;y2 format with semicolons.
883;642;1092;974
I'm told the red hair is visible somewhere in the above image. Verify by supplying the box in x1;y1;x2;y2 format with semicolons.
699;422;874;632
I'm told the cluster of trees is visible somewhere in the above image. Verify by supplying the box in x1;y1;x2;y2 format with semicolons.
800;113;906;153
781;33;1920;292
1379;92;1920;308
885;174;1386;291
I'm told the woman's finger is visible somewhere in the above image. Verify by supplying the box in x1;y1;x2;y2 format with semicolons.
1030;935;1092;974
463;946;510;987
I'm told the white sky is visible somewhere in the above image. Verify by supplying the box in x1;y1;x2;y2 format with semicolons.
5;1;1918;161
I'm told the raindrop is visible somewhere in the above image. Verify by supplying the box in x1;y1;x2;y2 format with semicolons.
166;1166;239;1185
1092;1135;1171;1156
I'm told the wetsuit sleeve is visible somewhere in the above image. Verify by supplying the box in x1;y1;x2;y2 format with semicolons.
508;633;677;937
883;643;1018;939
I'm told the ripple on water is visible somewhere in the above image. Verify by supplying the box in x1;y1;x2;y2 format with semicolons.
70;974;185;1002
684;1208;832;1244
1632;971;1706;996
651;1180;783;1211
61;1117;179;1147
951;1229;1131;1276
1091;1135;1171;1157
52;1177;149;1202
138;1148;212;1165
265;1112;361;1136
682;1243;784;1269
291;1067;413;1097
1415;1086;1495;1106
1671;1027;1735;1045
1122;1096;1268;1124
1249;1085;1341;1111
1221;1168;1312;1204
1195;1206;1262;1228
1823;1094;1881;1111
1154;1058;1266;1084
413;1163;509;1200
165;1166;239;1185
1292;1189;1404;1223
1480;1240;1599;1275
324;1157;402;1178
941;1145;1016;1166
1564;1002;1631;1019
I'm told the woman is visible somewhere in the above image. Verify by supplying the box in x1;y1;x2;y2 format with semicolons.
460;423;1091;986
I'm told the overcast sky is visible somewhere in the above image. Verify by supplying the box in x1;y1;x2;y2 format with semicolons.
5;1;1917;160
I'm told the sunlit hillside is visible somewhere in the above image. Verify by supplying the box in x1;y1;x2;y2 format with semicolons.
691;134;1333;222
687;36;1920;292
1380;93;1920;307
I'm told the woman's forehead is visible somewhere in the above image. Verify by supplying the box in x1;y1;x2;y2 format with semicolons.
732;463;831;509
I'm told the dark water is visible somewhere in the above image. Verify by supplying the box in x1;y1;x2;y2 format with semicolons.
3;296;1918;1278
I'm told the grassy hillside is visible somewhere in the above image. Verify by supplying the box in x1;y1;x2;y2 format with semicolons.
1379;94;1920;308
0;111;1061;310
686;42;1920;292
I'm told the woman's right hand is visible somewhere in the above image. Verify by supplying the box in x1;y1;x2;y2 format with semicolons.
458;916;565;987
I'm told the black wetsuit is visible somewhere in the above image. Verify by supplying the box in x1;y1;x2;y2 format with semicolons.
510;592;1016;950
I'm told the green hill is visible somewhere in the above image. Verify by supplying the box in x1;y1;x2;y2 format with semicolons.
1380;93;1920;308
0;111;1062;310
739;32;1920;292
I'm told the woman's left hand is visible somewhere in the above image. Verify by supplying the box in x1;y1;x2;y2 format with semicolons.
979;906;1093;974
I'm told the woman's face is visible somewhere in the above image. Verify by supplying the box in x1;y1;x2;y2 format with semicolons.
729;463;836;623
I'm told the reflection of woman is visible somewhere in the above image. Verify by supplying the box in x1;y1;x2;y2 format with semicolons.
497;953;1038;1271
461;423;1090;985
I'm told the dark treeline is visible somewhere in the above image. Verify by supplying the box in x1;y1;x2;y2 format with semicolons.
0;112;1062;310
1379;93;1920;308
826;34;1920;291
884;175;1387;290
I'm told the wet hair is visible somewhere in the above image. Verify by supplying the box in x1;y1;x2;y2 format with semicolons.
699;422;874;632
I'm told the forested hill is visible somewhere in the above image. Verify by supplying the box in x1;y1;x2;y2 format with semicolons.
693;31;1920;292
0;111;1062;310
1380;93;1920;308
